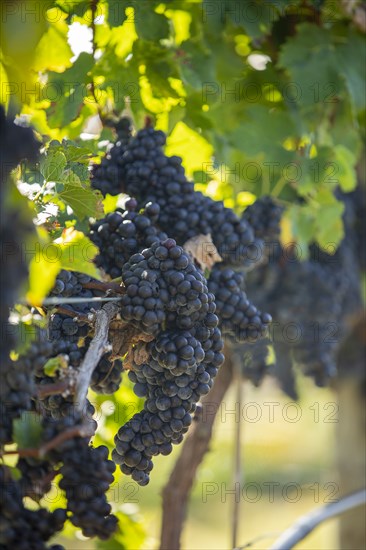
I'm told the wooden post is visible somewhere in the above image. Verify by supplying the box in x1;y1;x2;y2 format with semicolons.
335;317;366;549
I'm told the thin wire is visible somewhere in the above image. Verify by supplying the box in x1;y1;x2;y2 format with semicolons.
234;531;282;549
21;296;122;306
232;354;243;549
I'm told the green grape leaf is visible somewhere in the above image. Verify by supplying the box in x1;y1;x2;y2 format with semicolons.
61;141;93;163
279;24;343;108
168;104;186;134
69;162;90;183
336;31;366;113
286;204;317;256
46;53;94;128
55;0;90;16
58;169;103;219
40;150;67;183
178;41;215;90
13;413;43;450
226;0;287;38
279;23;366;116
107;0;129;27
134;8;169;41
137;44;180;99
228;104;296;166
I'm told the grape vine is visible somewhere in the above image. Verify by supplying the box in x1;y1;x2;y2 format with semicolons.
2;115;362;548
0;116;274;547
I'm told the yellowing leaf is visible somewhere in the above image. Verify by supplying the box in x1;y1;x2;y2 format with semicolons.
0;61;9;109
44;355;68;377
333;145;357;192
103;193;119;213
166;9;191;46
32;25;72;72
165;122;213;175
237;191;256;208
111;17;138;59
27;252;61;307
55;227;100;278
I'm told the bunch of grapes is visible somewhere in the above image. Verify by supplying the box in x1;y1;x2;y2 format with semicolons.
89;199;168;279
87;121;274;485
241;196;283;242
91;123;263;267
45;270;124;395
0;465;66;550
242;191;362;393
58;440;118;538
207;266;271;343
90;117;133;196
0;334;56;446
0;114;277;548
230;337;273;387
112;239;224;484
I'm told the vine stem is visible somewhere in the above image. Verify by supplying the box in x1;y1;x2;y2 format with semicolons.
0;423;95;460
89;0;102;112
82;280;123;293
53;306;91;323
160;350;234;550
37;379;72;399
271;176;289;198
74;302;119;412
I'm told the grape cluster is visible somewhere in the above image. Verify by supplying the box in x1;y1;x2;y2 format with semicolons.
243;191;362;392
112;238;224;484
47;270;97;342
232;337;273;387
91;125;262;267
0;112;69;548
0;335;53;445
207;266;271;343
17;457;55;502
241;196;283;242
120;239;211;333
90;349;123;394
114;326;223;485
89;199;168;279
0;465;66;550
44;270;124;396
90;117;133;196
88;122;274;484
59;442;117;538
